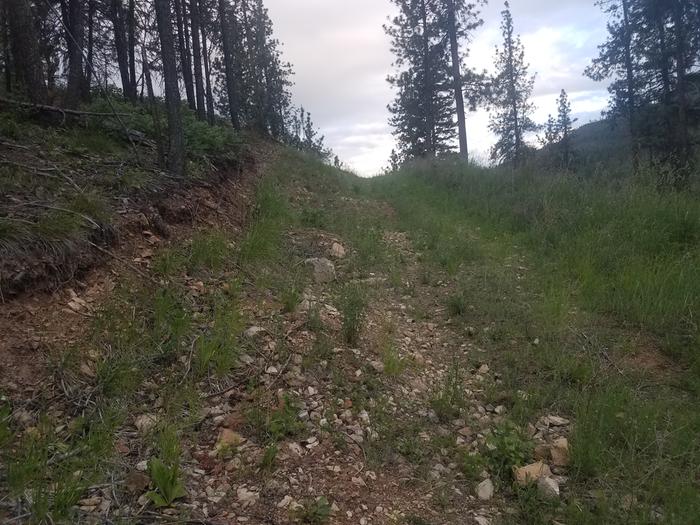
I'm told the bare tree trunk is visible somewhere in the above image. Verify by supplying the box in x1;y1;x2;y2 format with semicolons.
447;0;468;160
199;0;215;125
6;0;47;103
672;0;690;179
174;0;196;110
419;0;435;156
155;0;185;176
621;0;639;174
109;0;135;101
85;0;95;98
142;47;165;168
64;0;85;108
2;3;11;93
189;0;206;120
127;0;137;99
218;0;240;128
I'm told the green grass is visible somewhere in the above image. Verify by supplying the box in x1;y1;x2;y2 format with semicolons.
338;282;367;346
374;159;700;365
367;157;700;524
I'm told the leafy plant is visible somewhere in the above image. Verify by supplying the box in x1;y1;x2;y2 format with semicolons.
247;395;305;442
293;496;332;524
146;458;187;507
486;421;533;482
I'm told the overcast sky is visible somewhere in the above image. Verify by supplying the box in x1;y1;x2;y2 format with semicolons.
264;0;611;175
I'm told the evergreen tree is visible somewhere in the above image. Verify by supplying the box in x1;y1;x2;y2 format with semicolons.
557;89;576;168
587;0;699;179
386;0;457;159
155;0;185;176
489;2;536;167
439;0;485;160
586;0;642;171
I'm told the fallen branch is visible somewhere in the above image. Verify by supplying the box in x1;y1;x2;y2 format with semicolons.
0;96;131;119
86;241;160;285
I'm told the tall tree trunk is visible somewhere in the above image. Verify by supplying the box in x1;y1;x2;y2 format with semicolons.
109;0;135;101
199;0;215;124
189;0;206;120
6;0;47;103
155;0;185;176
2;4;11;93
505;20;520;167
447;0;468;160
142;47;165;168
127;0;137;99
85;0;95;98
174;0;196;110
64;0;85;108
419;0;435;156
621;0;639;174
218;0;240;128
672;0;691;178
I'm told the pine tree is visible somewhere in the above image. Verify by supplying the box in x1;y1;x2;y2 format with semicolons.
557;89;576;168
439;0;485;160
587;0;699;179
154;0;185;176
6;0;48;103
386;0;457;159
489;2;536;167
586;0;642;172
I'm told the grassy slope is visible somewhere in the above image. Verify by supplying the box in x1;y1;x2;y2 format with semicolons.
2;143;699;523
368;161;700;524
0;100;242;295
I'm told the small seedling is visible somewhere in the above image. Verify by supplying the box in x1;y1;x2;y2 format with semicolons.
293;496;332;524
146;458;187;507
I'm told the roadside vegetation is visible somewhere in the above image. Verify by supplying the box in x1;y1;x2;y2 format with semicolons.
369;157;700;524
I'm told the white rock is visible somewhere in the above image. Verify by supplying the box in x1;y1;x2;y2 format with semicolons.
537;476;560;499
277;495;294;509
236;487;259;508
476;478;495;501
329;242;346;259
244;326;265;338
474;517;490;525
305;258;336;283
134;414;158;435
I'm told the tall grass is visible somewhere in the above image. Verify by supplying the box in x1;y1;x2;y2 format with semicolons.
373;159;700;366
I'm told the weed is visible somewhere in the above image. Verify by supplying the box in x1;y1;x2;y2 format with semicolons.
146;458;187;507
307;305;324;334
300;207;325;228
188;230;232;272
486;421;533;482
446;290;468;317
152;249;185;277
195;296;242;377
381;344;406;377
429;364;465;423
339;283;367;345
281;277;302;313
260;443;278;472
458;451;487;482
246;394;305;442
293;496;332;524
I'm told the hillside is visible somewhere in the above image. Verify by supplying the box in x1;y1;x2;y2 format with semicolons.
2;102;700;524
